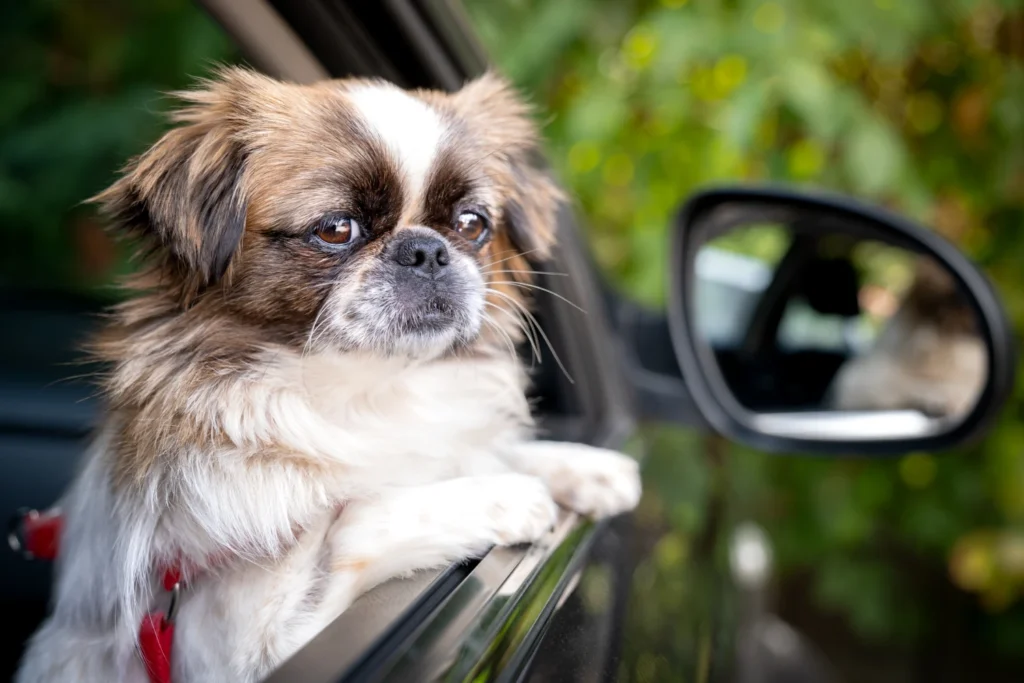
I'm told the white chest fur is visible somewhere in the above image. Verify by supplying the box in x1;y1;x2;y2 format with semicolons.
279;351;533;488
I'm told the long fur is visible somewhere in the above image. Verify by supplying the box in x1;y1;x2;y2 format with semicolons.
829;256;986;417
16;68;640;683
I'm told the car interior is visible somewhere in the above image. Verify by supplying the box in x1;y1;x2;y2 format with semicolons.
710;228;877;412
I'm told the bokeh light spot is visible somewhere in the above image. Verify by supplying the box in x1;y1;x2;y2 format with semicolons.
753;2;785;33
905;91;944;135
713;54;748;93
623;26;658;70
787;139;826;178
568;141;601;174
900;452;937;489
603;153;636;186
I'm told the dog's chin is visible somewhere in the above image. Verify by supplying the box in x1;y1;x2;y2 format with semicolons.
325;293;483;360
385;299;482;358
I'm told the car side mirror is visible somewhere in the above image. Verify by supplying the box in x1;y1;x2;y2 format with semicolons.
667;186;1016;454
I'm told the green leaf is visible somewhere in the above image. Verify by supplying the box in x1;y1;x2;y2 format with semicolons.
843;115;906;197
779;59;841;140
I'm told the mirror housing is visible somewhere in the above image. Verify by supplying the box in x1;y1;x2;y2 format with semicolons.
668;186;1016;455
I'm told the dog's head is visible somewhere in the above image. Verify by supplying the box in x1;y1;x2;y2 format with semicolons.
901;256;978;337
95;67;562;358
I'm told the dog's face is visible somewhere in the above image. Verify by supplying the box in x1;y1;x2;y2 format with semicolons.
97;68;561;358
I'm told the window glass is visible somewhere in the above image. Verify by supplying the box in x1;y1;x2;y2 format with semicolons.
696;223;791;348
777;238;915;354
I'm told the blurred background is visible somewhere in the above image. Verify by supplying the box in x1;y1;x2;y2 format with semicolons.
3;0;1024;681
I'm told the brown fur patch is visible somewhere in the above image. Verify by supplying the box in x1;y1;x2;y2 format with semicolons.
330;557;370;574
902;257;978;337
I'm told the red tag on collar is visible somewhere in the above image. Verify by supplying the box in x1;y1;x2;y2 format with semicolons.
15;509;62;560
162;566;182;592
139;612;174;683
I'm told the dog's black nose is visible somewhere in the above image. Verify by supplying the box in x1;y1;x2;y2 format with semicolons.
393;234;450;278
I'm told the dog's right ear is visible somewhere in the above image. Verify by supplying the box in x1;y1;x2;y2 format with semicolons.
93;68;267;301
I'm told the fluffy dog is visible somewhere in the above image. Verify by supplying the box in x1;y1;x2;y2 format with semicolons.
16;67;641;683
829;256;986;418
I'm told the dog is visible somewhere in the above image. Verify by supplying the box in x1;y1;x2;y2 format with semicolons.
828;256;986;418
16;67;641;683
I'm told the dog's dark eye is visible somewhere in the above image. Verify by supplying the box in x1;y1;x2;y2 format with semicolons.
454;211;488;242
313;217;361;246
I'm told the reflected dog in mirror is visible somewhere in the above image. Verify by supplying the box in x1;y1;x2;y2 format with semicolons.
672;188;1013;451
827;257;986;419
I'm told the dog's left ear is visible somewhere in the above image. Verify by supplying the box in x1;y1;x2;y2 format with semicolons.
93;67;265;301
450;72;565;260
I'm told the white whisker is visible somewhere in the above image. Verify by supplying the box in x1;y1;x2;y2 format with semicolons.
482;248;542;270
303;304;331;357
488;281;586;314
481;269;569;278
485;300;540;363
487;289;573;384
481;311;520;365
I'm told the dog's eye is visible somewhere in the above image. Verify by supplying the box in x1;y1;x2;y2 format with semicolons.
454;211;488;242
313;217;361;246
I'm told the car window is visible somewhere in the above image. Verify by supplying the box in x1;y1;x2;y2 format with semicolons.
777;238;915;355
776;298;872;353
695;223;791;348
3;6;614;682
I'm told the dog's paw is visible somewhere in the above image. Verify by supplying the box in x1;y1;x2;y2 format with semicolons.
478;474;559;546
536;444;642;519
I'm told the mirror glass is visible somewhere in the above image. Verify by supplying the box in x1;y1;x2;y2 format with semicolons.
690;203;988;441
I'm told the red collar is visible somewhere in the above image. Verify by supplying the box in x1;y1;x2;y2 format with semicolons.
13;504;344;683
12;509;188;683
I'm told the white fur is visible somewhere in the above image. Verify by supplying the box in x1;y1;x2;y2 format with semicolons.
16;348;641;683
347;84;445;204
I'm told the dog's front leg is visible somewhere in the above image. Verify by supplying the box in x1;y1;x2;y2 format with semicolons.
500;441;642;519
284;473;558;646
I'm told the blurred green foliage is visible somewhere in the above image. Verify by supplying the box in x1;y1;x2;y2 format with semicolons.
0;0;237;291
466;0;1024;670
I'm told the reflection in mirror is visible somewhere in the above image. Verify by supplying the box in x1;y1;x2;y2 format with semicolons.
691;206;987;441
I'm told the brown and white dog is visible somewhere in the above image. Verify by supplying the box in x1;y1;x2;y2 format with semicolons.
16;68;640;683
829;256;986;418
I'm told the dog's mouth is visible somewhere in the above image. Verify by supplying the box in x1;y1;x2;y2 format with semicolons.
384;255;483;340
398;294;460;333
